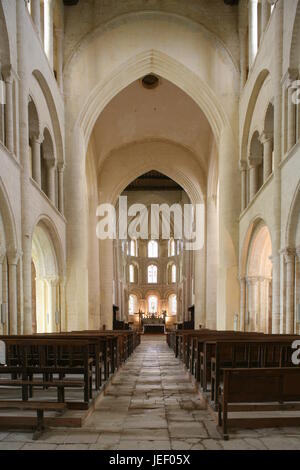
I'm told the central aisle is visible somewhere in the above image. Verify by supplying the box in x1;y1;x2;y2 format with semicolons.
84;334;216;450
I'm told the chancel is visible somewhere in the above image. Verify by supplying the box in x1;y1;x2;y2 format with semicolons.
0;0;300;452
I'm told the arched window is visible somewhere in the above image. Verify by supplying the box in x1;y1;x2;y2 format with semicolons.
171;264;177;283
129;294;137;315
168;238;175;257
169;294;177;315
129;264;135;283
148;240;158;258
148;295;158;314
147;265;158;283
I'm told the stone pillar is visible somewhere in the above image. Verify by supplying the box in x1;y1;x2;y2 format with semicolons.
99;238;114;330
46;160;56;204
55;28;64;93
44;0;54;70
31;135;42;186
260;132;273;182
194;247;205;329
287;83;297;151
239;161;247;211
271;0;283;334
31;0;41;37
238;0;248;89
249;161;258;200
248;0;258;68
296;248;300;334
57;163;64;214
260;0;271;38
17;0;32;334
7;251;20;335
239;277;246;331
217;120;240;330
3;70;14;154
285;249;295;334
249;277;259;331
0;250;5;335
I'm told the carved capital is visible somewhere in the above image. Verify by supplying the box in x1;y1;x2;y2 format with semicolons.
7;249;22;266
259;131;273;145
283;247;296;264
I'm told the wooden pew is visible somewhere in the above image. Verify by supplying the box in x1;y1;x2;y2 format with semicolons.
0;338;95;408
218;367;300;439
0;401;66;440
206;336;300;408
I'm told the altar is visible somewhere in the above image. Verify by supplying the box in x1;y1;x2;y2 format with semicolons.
141;313;165;334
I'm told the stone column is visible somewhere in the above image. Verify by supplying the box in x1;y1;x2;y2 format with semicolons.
260;132;273;182
285;249;295;334
55;28;64;93
31;0;41;37
46;160;56;204
3;69;14;154
260;0;271;38
239;277;246;331
238;0;248;89
217;119;240;330
7;251;20;335
248;0;258;68
271;0;283;334
239;161;247;211
249;277;259;331
17;0;32;334
99;238;114;330
57;163;64;214
287;83;297;151
296;248;300;334
0;250;5;335
44;0;54;70
194;247;205;329
249;160;258;200
31;134;42;186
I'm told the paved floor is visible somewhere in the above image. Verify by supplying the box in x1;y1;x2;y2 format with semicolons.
1;335;300;450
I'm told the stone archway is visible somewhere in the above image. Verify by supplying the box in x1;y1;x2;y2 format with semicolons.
245;223;273;333
64;14;240;331
31;220;62;333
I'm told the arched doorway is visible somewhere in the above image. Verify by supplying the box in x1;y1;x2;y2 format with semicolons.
31;221;60;333
246;224;272;333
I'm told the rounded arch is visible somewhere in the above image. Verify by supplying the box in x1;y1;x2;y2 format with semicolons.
286;180;300;248
264;102;274;135
28;97;40;138
240;216;273;275
31;215;65;277
247;224;272;279
41;127;56;161
244;221;273;333
31;218;62;333
248;130;263;160
32;70;64;165
241;69;270;163
0;177;18;252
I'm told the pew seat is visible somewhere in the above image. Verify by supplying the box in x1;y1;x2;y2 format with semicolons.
218;368;300;440
0;401;66;440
